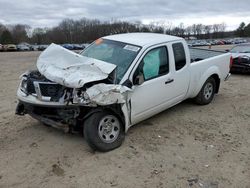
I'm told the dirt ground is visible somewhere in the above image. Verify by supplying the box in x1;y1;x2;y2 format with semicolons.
0;51;250;188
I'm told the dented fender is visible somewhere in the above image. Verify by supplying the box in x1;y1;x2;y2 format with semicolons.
85;83;131;105
83;83;132;132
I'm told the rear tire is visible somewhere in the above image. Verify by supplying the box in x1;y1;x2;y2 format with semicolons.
84;111;125;152
195;77;216;105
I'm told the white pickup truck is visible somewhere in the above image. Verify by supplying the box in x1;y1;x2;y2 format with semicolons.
16;33;231;151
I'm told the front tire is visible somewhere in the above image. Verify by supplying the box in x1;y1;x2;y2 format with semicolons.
195;77;216;105
84;111;125;152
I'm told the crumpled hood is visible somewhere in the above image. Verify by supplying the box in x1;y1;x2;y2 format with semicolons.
37;43;116;88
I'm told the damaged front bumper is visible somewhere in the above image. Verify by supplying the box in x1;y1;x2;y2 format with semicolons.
16;72;90;132
15;99;81;132
17;88;68;107
16;69;130;108
16;70;95;108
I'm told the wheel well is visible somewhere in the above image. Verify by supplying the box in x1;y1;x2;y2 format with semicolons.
210;74;220;93
81;104;125;129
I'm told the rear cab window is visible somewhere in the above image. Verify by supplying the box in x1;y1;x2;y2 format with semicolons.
172;42;186;71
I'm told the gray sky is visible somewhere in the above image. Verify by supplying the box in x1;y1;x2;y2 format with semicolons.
0;0;250;30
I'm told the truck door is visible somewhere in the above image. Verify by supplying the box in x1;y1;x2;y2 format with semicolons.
130;45;180;124
169;42;190;101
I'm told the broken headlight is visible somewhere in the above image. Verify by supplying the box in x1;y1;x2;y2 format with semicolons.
72;89;90;104
20;76;28;93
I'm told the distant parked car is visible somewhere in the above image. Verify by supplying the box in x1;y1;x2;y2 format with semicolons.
81;43;89;48
30;45;39;51
224;39;233;45
6;44;17;51
62;44;74;50
191;40;211;47
73;44;85;50
234;39;247;44
17;44;30;51
217;40;225;45
0;44;3;51
229;44;250;73
38;45;49;51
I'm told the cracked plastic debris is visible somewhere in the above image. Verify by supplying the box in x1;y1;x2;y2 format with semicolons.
85;83;131;105
36;43;116;88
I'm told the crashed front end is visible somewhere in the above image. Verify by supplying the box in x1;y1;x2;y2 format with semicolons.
16;70;94;132
16;44;130;132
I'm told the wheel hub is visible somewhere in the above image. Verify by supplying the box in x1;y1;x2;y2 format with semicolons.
203;82;213;100
98;115;120;143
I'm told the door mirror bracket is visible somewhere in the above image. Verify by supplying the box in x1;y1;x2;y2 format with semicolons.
134;74;145;85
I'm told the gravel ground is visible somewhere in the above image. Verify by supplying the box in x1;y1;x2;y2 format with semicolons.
0;51;249;188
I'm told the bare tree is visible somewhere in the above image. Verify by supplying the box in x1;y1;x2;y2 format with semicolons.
0;18;240;44
0;23;6;37
185;26;192;38
204;25;212;39
11;24;30;44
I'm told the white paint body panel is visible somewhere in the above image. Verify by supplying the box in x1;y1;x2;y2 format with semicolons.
129;41;191;125
187;53;230;98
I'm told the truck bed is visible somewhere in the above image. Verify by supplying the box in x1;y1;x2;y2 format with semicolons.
186;48;231;99
189;47;226;63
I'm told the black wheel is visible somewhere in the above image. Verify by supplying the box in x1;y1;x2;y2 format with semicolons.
84;111;125;152
195;77;216;105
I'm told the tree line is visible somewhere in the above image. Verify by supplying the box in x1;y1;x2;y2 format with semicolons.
0;18;248;45
235;22;250;37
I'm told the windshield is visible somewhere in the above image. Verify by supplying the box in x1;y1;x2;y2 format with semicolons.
231;45;250;53
81;39;141;83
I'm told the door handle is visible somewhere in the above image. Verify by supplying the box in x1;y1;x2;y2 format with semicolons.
165;79;174;84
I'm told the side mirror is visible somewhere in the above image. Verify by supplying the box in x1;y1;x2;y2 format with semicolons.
134;74;145;85
133;61;145;85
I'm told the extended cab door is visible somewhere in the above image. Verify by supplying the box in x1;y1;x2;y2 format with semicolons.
130;42;190;125
168;41;190;102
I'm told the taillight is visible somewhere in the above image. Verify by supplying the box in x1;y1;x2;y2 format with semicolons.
230;56;233;69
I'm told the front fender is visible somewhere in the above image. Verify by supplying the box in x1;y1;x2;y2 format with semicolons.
82;103;131;133
121;102;131;133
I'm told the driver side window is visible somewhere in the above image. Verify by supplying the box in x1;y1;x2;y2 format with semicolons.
134;46;169;82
